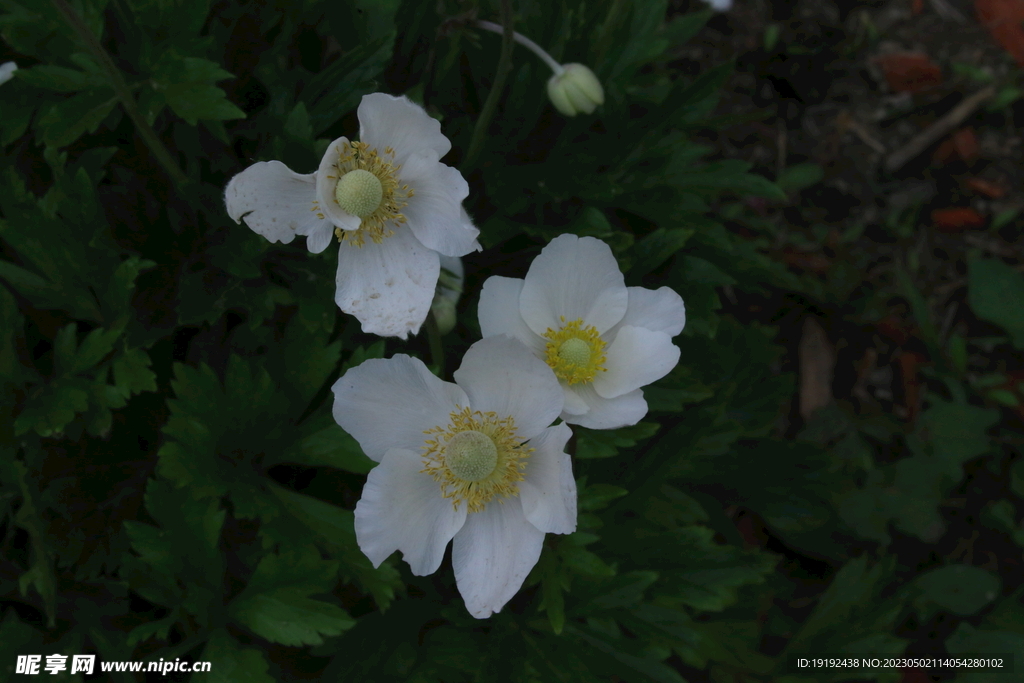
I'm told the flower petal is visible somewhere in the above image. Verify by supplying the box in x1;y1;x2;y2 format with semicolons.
332;354;468;462
452;336;563;440
358;93;452;166
563;385;648;429
224;161;331;248
519;234;627;336
519;424;576;535
334;225;440;339
400;153;478;257
561;384;591;415
315;137;363;232
592;326;680;399
355;447;467;575
452;497;545;618
304;221;335;254
478;276;546;354
611;287;687;337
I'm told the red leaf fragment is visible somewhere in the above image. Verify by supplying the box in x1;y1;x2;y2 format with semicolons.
911;0;925;14
931;207;986;232
951;127;979;163
976;0;1024;68
874;52;943;93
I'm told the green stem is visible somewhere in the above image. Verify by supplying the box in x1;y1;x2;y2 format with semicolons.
51;0;190;190
461;0;515;173
425;311;445;378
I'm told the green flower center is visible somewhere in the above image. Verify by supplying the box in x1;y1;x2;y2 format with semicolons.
557;337;591;368
334;169;383;218
444;430;498;483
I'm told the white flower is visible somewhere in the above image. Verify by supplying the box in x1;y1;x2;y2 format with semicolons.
701;0;732;10
0;62;17;87
479;234;686;430
332;335;575;618
224;93;481;339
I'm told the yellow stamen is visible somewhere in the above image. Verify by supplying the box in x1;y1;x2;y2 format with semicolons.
330;141;414;248
422;406;533;513
542;317;607;384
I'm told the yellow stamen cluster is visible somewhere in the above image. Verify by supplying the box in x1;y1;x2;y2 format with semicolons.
421;406;533;513
313;140;414;248
542;317;607;385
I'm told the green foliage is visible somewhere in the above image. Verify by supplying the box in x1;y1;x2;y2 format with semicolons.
3;0;1018;680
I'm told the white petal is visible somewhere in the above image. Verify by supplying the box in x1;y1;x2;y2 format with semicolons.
564;385;648;429
331;354;468;462
452;497;545;618
357;93;452;166
315;137;363;232
519;234;627;336
561;384;590;415
592;326;680;399
478;277;546;354
355;448;467;575
224;161;330;247
460;206;483;252
453;336;563;440
519;424;576;535
0;61;17;86
334;226;440;339
400;153;477;257
610;287;687;338
304;221;335;254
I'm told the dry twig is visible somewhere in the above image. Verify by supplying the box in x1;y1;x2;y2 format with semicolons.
884;85;996;173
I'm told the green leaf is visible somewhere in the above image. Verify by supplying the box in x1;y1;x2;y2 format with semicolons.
305;33;395;134
968;258;1024;348
150;56;244;125
229;548;354;646
945;623;1023;683
625;228;695;280
918;399;998;473
577;422;659;459
17;64;104;92
269;484;401;610
112;348;157;398
915;565;1001;616
776;162;824;193
36;89;118;148
202;629;275;683
14;379;90;436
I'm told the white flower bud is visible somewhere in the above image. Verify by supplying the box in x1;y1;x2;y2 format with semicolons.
546;63;604;117
0;62;18;87
431;255;464;335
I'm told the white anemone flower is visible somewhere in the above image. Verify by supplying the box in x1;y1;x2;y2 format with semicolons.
332;335;575;618
479;234;686;430
225;93;481;339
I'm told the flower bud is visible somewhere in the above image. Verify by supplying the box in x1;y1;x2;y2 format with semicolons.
546;63;604;117
431;255;464;335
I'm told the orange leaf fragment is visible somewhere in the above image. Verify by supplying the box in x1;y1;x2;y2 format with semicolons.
874;52;943;93
976;0;1024;68
965;177;1007;198
931;206;986;232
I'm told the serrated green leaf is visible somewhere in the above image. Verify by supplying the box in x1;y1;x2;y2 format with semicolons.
17;64;103;92
202;629;275;683
36;89;117;148
14;379;90;436
112;348;157;398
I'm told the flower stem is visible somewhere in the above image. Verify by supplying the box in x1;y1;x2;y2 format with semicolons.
51;0;191;190
461;0;516;173
475;20;564;76
425;311;446;378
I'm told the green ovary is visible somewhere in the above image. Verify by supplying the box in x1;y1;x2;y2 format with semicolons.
444;430;499;482
334;169;383;218
557;337;591;368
